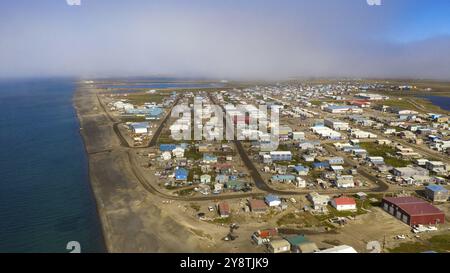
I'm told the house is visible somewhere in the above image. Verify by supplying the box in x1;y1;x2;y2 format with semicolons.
251;229;278;245
130;122;149;134
161;151;172;161
203;154;218;164
302;154;316;162
248;199;268;213
424;185;449;202
355;192;368;200
425;161;447;174
225;180;245;191
284;235;318;253
270;151;292;161
200;174;211;184
351;129;377;139
293;165;309;176
311;126;341;139
307;192;330;210
382;197;445;226
265;195;281;207
312;162;329;170
291;131;305;141
330;165;344;174
198;184;210;195
327;157;345;165
218;202;230;218
392;166;429;177
331;197;357;211
172;147;185;158
213;183;223;194
215;174;229;184
160;144;176;152
295;177;306;188
324;119;349;131
271;175;296;183
175;168;188;181
198;143;212;153
367;156;385;166
267;239;291;253
262;154;272;164
336;175;355;188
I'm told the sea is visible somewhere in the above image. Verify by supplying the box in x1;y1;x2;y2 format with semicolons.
0;78;105;253
423;95;450;112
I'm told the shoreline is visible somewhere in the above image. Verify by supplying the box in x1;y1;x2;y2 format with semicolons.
73;85;110;252
72;84;230;252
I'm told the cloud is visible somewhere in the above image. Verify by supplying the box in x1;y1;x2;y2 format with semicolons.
0;0;449;80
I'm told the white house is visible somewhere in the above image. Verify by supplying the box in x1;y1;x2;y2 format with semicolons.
324;119;349;131
295;177;306;188
336;175;355;188
172;147;185;158
330;197;357;211
265;195;282;207
161;151;172;161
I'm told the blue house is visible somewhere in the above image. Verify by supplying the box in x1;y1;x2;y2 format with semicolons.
293;165;309;176
265;195;281;206
160;144;176;152
425;184;449;202
175;168;188;181
203;154;218;163
312;162;330;170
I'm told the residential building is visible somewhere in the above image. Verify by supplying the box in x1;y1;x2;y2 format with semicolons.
331;197;357;211
424;185;449;202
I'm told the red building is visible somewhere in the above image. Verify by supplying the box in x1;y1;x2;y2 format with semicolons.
218;202;230;218
382;197;445;226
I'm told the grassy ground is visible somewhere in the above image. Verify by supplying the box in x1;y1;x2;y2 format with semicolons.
118;92;170;105
276;212;321;228
359;142;411;168
388;233;450;253
374;98;444;114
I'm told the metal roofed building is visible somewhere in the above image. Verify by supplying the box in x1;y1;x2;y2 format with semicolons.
424;184;449;202
382;197;445;226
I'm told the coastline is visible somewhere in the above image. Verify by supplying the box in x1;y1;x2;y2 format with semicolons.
72;84;231;252
73;84;110;252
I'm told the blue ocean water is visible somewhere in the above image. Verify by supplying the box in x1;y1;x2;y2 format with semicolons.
0;78;105;253
423;95;450;111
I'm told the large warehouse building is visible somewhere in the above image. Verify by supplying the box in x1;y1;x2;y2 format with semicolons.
382;197;445;226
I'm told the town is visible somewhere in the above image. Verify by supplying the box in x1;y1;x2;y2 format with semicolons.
91;79;450;253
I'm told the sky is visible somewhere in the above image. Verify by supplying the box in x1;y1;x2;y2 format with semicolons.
1;0;450;80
